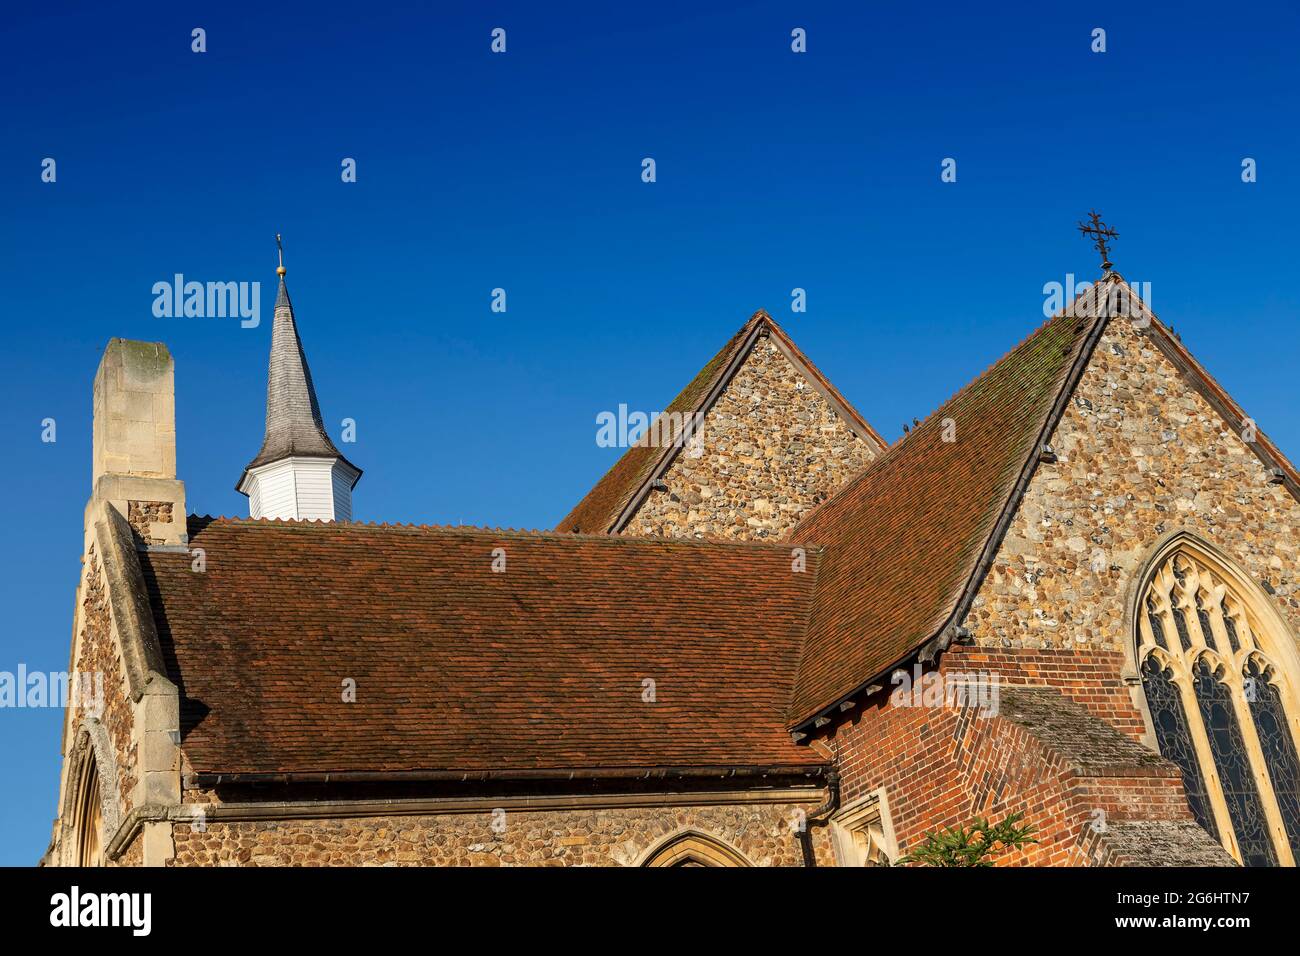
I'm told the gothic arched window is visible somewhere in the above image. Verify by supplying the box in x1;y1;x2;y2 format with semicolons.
1136;543;1300;865
74;752;104;867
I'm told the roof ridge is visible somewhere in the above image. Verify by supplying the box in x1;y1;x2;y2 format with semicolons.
786;277;1109;728
555;307;882;534
758;313;888;450
1112;275;1300;490
188;513;823;552
794;281;1102;539
554;311;768;533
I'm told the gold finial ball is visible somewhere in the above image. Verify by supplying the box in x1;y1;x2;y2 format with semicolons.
277;266;287;276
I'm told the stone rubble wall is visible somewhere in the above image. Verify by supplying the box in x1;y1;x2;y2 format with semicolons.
126;500;174;546
965;316;1300;654
625;339;878;540
75;547;136;816
166;801;835;867
114;833;144;868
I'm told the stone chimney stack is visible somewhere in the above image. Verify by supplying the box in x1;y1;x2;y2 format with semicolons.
89;339;187;546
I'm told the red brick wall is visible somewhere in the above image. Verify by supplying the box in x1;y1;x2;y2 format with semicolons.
941;645;1147;741
818;648;1228;866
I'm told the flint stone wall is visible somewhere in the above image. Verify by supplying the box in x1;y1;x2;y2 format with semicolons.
626;339;877;540
965;317;1300;656
167;801;834;867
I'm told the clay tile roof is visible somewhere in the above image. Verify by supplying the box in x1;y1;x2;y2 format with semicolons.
239;277;359;487
140;517;826;776
785;284;1109;727
555;311;883;535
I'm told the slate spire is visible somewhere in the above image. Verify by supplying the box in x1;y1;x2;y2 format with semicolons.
237;237;360;519
242;274;345;473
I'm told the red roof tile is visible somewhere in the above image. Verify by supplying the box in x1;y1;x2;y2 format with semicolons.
785;288;1106;726
142;518;825;776
141;277;1287;767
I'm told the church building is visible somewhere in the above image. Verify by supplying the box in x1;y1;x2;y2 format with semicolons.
43;227;1300;867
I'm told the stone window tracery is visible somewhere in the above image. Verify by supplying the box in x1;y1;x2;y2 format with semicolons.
831;790;896;867
1137;543;1300;865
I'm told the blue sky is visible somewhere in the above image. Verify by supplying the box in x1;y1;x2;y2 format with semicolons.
1;1;1296;864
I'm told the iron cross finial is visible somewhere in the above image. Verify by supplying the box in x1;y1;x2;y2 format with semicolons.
1077;211;1119;274
276;233;286;276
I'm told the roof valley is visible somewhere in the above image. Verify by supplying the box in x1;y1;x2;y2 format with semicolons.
786;278;1119;727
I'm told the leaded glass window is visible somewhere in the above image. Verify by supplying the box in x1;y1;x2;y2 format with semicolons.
1172;604;1194;651
1192;658;1275;866
1146;596;1168;650
1222;604;1242;654
1245;658;1300;859
1141;655;1217;838
1196;593;1218;653
1137;541;1300;866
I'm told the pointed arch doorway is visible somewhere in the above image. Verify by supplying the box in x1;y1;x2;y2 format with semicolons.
640;831;753;867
